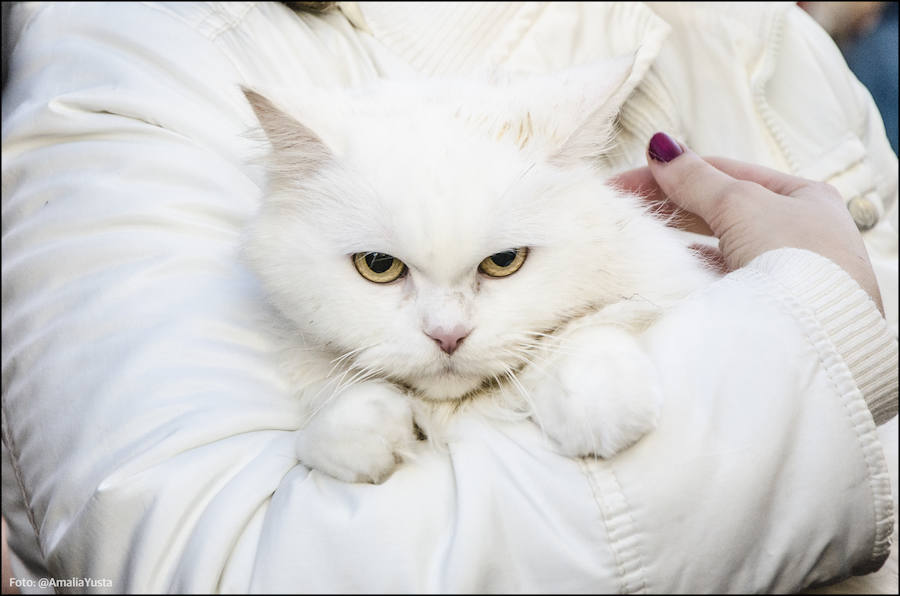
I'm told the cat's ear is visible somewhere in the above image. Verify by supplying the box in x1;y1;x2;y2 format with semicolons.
547;56;635;167
242;86;332;175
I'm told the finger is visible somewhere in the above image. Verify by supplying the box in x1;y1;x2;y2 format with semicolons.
646;132;746;229
703;156;810;196
608;166;713;235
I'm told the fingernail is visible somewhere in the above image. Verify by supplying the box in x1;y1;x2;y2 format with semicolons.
648;132;684;163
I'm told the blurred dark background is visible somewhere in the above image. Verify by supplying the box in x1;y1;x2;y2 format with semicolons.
800;1;899;153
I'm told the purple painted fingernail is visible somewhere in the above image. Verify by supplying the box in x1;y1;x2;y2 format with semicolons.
648;132;683;163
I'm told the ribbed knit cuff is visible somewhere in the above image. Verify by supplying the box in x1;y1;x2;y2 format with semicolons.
747;248;898;426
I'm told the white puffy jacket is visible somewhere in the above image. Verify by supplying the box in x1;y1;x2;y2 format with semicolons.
1;2;897;593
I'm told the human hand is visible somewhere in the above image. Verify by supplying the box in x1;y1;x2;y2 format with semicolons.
610;132;884;315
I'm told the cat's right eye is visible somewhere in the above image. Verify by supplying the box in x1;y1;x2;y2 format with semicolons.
353;252;407;283
479;247;528;278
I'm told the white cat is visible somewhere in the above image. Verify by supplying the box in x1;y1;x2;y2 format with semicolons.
241;61;715;483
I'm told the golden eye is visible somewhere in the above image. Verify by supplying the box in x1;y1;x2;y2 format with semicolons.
353;252;407;283
478;247;527;278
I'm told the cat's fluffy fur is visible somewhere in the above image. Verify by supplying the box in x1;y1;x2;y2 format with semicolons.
242;61;714;483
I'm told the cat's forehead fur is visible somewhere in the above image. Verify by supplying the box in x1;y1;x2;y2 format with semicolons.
335;105;551;273
250;63;633;276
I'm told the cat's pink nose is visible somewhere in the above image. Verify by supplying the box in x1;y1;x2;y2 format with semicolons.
425;325;471;355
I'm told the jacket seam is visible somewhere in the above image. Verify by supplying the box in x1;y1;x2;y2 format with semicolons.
1;397;47;565
752;6;801;174
207;2;259;41
578;458;649;594
136;2;258;43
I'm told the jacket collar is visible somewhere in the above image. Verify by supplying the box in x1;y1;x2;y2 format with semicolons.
337;2;671;118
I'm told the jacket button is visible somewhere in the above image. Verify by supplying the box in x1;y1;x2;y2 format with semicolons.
847;195;879;231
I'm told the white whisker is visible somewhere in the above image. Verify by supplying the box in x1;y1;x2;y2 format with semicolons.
327;342;381;377
301;363;386;427
503;367;544;437
502;347;553;379
335;365;385;395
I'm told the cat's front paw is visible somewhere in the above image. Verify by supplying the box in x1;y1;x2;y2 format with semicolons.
295;381;416;484
530;326;661;459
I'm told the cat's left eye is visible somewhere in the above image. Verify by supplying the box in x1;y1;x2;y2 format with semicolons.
479;247;528;278
354;252;407;283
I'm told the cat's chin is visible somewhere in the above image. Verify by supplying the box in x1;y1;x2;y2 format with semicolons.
408;373;486;402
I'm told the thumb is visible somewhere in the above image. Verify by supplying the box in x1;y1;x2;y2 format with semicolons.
646;132;742;232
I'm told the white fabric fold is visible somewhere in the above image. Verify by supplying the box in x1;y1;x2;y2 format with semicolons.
2;2;896;594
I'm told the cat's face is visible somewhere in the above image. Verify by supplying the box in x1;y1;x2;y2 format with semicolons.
243;64;699;400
